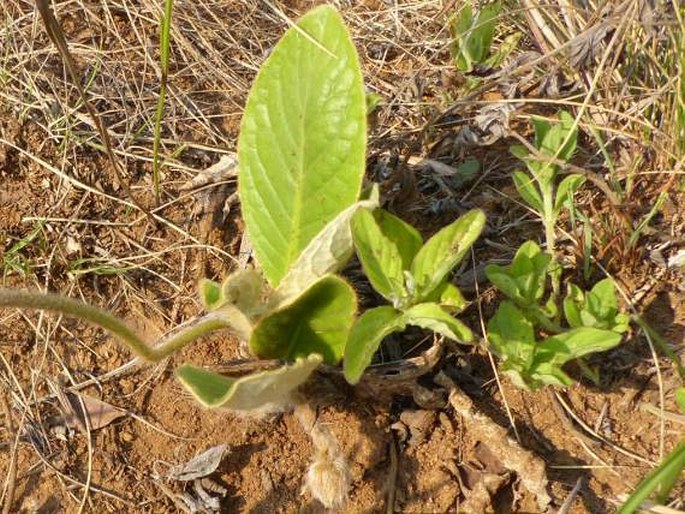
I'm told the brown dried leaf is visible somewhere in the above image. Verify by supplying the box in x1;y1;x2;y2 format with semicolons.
61;392;127;433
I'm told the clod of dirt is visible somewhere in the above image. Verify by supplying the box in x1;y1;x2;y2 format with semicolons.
396;409;437;447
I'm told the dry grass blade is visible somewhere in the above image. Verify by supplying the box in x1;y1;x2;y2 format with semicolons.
35;0;149;215
0;390;17;514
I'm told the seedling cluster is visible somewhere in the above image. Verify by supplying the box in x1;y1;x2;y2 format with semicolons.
2;4;676;511
0;2;631;424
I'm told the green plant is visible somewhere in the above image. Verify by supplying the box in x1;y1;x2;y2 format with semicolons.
0;5;369;412
343;208;485;384
510;111;584;263
151;0;174;203
485;242;627;389
450;2;501;73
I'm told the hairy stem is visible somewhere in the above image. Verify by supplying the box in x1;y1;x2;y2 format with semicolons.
0;289;233;361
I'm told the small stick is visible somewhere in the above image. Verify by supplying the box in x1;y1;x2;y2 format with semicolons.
434;372;552;511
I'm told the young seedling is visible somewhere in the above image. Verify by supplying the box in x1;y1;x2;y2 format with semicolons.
485;242;628;389
0;5;370;414
450;2;502;74
343;207;486;384
510;111;584;256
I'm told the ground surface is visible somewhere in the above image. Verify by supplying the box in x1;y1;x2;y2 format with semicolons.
1;0;684;513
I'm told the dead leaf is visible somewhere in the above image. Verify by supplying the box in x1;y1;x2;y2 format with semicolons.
59;391;127;433
168;445;228;482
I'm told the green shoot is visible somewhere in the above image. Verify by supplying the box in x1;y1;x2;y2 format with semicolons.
152;0;174;204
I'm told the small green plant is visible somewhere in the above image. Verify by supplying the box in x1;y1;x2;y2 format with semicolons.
510;111;584;262
450;2;501;73
343;208;485;384
151;0;174;203
485;241;627;389
0;6;369;413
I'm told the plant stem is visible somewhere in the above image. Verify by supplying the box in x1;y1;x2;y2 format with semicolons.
152;0;174;204
0;289;231;361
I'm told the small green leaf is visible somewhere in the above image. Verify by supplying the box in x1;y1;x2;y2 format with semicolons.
366;92;382;115
402;302;473;343
199;279;223;311
513;171;544;212
563;284;584;328
451;2;500;71
587;278;618;319
411;209;486;302
351;208;406;302
485;264;523;302
221;269;263;315
554;174;585;216
676;388;685;414
511;241;551;302
532;117;552;150
424;282;468;313
344;306;403;384
471;2;500;61
375;209;423;270
176;354;322;409
251;275;356;365
238;5;366;287
538;327;622;363
487;301;536;368
487;241;550;306
509;144;528;160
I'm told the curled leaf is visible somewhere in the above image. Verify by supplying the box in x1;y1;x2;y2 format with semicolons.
176;354;323;410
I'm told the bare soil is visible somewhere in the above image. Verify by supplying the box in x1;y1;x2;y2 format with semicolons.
1;1;684;513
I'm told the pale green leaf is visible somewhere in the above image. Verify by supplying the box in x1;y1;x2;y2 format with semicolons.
351;208;405;302
402;302;473;343
221;269;263;315
198;279;222;311
513;171;543;212
410;209;486;301
423;282;468;313
238;5;366;286
274;194;378;303
375;209;423;270
176;354;322;409
251;275;356;365
343;306;403;384
213;304;255;343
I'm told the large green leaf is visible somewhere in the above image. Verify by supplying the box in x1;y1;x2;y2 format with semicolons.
351;208;405;303
343;306;403;384
238;6;366;287
250;275;356;365
410;209;486;301
176;354;322;409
